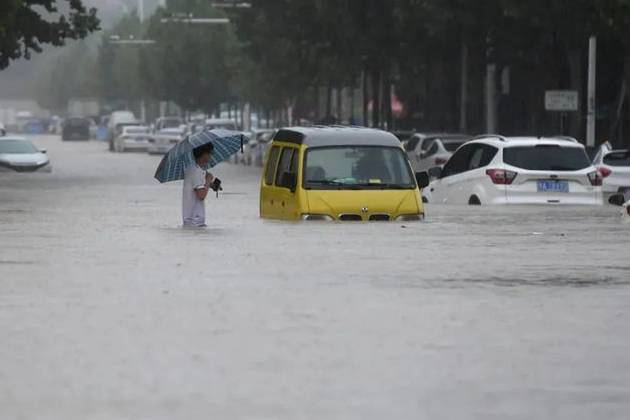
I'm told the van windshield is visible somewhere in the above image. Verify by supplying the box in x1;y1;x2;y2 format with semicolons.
304;146;415;190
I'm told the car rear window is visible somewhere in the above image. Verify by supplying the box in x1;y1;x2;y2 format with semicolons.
503;145;591;171
603;151;630;167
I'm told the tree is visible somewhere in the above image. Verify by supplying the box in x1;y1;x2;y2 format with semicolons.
0;0;100;69
140;0;238;113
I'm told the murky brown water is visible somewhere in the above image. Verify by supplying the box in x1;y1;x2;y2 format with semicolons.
1;135;629;420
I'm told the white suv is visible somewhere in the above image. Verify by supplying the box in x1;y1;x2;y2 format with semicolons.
424;135;603;205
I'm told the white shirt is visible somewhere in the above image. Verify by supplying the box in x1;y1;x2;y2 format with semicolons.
182;164;207;227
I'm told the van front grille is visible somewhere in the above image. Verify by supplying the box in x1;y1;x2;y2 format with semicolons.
339;214;363;221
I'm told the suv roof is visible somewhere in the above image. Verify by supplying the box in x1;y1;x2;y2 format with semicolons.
472;135;584;148
273;126;400;148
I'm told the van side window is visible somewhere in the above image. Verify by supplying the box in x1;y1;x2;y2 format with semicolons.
275;147;297;188
265;146;281;185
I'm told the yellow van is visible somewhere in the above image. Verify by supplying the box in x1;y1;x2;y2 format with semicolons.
260;126;429;221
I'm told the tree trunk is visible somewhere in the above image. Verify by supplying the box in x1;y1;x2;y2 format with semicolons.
362;69;369;126
459;42;469;132
371;69;381;128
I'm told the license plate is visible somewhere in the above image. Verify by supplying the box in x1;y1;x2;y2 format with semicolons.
537;180;569;193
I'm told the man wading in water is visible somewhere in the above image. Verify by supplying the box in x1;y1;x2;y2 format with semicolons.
182;144;222;227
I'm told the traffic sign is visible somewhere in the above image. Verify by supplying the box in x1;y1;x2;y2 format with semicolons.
545;90;579;112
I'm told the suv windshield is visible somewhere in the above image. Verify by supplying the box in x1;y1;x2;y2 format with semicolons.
304;146;415;190
604;151;630;167
503;145;591;171
0;140;38;154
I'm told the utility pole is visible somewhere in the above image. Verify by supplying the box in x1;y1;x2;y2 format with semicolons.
459;43;468;132
485;33;497;133
586;35;597;147
138;0;146;123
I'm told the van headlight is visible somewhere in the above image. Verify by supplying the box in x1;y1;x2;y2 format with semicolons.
395;214;423;222
301;214;334;221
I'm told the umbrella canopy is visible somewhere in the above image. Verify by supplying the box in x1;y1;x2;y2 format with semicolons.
154;129;248;183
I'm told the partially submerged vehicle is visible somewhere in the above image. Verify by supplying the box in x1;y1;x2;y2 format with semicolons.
260;126;429;222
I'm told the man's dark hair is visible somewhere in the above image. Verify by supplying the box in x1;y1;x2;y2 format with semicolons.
193;143;214;159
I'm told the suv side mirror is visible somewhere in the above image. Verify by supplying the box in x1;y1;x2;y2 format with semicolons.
281;172;297;192
415;172;430;189
609;193;627;206
428;166;442;179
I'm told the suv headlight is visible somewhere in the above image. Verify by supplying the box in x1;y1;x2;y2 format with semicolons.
301;214;334;221
395;214;423;222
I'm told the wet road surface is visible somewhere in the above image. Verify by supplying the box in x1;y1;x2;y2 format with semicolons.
1;135;630;419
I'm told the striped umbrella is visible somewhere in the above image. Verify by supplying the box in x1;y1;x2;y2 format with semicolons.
154;129;248;183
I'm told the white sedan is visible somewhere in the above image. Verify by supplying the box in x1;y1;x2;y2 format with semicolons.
147;127;186;155
0;136;51;173
113;125;151;152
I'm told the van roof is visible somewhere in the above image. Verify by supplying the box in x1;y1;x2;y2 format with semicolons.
273;126;400;148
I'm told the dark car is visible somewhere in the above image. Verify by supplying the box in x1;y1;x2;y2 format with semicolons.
62;117;91;141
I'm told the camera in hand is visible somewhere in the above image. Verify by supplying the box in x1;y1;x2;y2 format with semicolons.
211;178;223;192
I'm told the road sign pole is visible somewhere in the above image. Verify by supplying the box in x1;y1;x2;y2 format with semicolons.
586;36;597;147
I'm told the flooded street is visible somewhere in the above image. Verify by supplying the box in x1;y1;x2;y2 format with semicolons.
1;135;630;420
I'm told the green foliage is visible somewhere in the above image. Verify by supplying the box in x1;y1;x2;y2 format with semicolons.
140;0;238;113
0;0;100;69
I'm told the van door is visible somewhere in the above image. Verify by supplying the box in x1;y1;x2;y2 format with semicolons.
260;146;281;218
274;147;300;220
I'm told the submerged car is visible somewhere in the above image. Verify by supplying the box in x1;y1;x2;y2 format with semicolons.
592;142;630;200
147;127;186;155
242;129;275;166
425;135;602;206
62;117;91;141
0;136;51;173
260;126;429;221
205;118;239;131
405;133;471;173
113;125;151;152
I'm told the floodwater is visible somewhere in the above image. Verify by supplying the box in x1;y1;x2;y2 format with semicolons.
1;135;629;420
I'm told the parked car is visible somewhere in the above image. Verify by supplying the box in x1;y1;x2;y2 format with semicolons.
424;135;603;206
153;116;184;132
608;192;630;218
205;118;239;131
592;142;630;200
405;133;471;173
0;135;51;172
242;129;275;166
62;117;91;141
147;127;186;155
260;126;429;221
107;111;137;151
113;125;151;152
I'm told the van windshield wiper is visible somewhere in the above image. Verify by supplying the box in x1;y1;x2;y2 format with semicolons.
354;182;413;189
